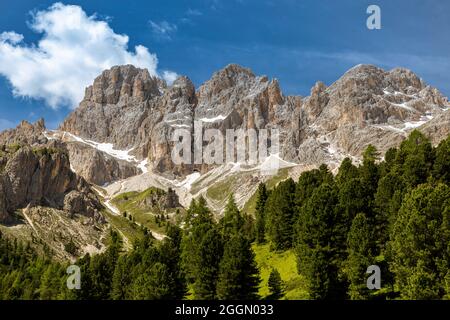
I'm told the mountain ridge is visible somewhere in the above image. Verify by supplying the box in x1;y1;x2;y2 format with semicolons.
1;63;450;217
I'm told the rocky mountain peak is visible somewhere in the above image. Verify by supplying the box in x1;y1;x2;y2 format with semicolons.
0;118;47;146
83;64;163;105
167;76;196;104
216;63;255;79
331;64;386;92
303;81;329;122
333;64;425;96
197;64;257;98
52;63;450;191
386;67;424;92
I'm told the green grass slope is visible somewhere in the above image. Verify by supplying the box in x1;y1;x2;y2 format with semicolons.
253;243;308;300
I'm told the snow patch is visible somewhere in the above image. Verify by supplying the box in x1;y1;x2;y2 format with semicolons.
43;131;56;141
171;124;191;128
199;115;228;123
138;159;149;174
175;172;201;190
374;114;434;133
62;131;149;174
391;102;414;111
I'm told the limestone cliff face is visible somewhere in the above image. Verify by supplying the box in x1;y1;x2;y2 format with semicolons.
0;144;102;223
60;65;165;152
65;142;139;186
58;63;450;180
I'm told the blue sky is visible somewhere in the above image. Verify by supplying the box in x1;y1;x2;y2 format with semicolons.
0;0;449;130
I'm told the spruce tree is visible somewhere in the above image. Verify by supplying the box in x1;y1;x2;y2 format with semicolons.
268;268;284;299
344;213;374;300
433;135;450;184
266;178;296;250
220;195;244;239
295;183;345;299
255;183;268;244
389;183;450;299
216;234;260;300
193;227;223;299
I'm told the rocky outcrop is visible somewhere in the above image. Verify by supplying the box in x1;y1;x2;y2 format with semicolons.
0;119;47;146
66;142;139;185
420;108;450;145
63;190;102;219
0;144;103;223
139;187;180;211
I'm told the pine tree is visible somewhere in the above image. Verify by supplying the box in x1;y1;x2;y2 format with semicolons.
295;183;345;299
131;262;175;299
395;130;434;187
433;135;450;184
374;171;406;249
159;224;187;299
266;178;296;250
180;197;215;283
336;157;359;185
219;195;244;239
216;234;260;300
389;183;450;299
111;256;131;299
359;145;380;212
268;268;284;299
193;227;223;299
181;197;223;299
255;183;268;244
344;213;374;300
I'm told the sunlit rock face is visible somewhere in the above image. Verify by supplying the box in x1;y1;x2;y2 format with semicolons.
58;63;449;182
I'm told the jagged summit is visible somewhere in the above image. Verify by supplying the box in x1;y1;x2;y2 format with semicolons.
45;63;450;191
0;118;47;146
214;63;256;79
81;64;164;105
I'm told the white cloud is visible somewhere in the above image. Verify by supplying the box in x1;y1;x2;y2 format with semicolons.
0;2;177;109
149;20;177;40
162;71;178;85
0;31;24;44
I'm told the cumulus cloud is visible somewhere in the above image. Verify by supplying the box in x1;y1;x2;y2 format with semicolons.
0;31;24;44
0;2;177;109
162;71;178;85
149;20;177;40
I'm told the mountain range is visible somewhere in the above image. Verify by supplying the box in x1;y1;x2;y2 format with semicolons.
0;63;449;259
